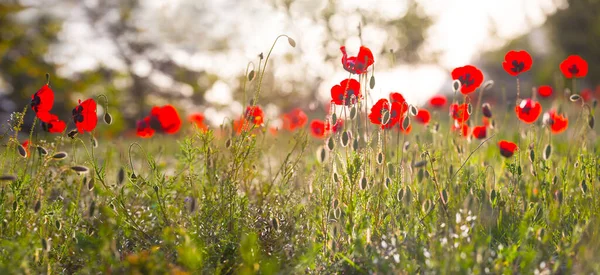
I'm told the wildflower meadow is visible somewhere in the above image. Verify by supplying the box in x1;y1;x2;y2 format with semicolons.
1;31;600;274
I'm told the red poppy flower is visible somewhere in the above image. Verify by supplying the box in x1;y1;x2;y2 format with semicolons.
72;99;97;133
471;126;487;139
42;113;66;134
332;118;343;133
188;113;208;132
389;92;405;104
498;140;518;158
340;46;374;74
515;99;542;124
429;94;447;108
544;110;568;134
369;98;390;125
245;105;264;126
580;88;594;102
31;84;54;122
538;85;553;97
310;119;330;139
282;108;308;131
136;116;155;138
415;109;431;125
331;79;361;106
560;55;588;78
452;120;469;138
449;103;470;123
451;65;484;94
502;50;533;76
482;117;492;128
150;105;182;134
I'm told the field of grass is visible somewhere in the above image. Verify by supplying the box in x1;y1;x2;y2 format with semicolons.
1;44;600;274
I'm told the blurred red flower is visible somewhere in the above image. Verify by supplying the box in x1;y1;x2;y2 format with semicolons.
415;109;431;125
515;99;542;124
451;65;484;94
331;79;361;106
310;119;330;138
340;46;374;74
150;105;182;134
544;110;568;134
136;117;155;138
498;140;518;158
538;85;553;97
503;50;533;76
245;105;264;126
471;126;487;139
429;94;447;108
560;55;588;78
449;103;470;123
282;108;308;131
452;120;469;138
580;88;594;102
188;113;208;132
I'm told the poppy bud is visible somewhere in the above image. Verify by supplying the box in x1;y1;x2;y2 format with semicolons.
359;177;368;190
352;139;359;151
384;177;391;189
376;152;384;165
369;75;375;89
287;37;296;48
396;188;405;202
409;105;418;116
482;103;492;118
413;160;427;168
118;167;125;185
589;115;595;129
248;70;255;81
17;144;27;158
104;113;113;125
327;137;335;151
569;94;581;102
89;200;96;217
340;131;350;147
52;152;68;160
37;146;48;156
482;80;494;91
68;129;78;139
71;165;89;174
317;146;327;163
452;80;461;92
422;199;432;213
34;200;41;213
0;175;17;182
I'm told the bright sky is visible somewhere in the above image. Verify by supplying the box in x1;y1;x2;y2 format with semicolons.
40;0;566;125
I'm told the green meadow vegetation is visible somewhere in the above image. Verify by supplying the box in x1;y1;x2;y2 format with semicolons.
1;37;600;274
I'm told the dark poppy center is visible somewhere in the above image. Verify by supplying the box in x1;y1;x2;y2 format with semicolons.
511;60;525;73
568;64;579;74
31;94;41;111
72;106;85;123
458;73;474;87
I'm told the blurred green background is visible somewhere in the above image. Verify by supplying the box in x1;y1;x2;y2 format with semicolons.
1;0;598;135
